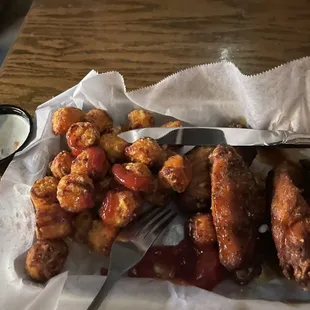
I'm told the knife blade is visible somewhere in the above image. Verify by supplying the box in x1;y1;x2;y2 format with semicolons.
118;127;310;147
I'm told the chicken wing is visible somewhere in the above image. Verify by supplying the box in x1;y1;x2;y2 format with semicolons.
271;161;310;288
210;145;265;283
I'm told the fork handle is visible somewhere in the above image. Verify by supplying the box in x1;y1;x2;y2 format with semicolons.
87;271;122;310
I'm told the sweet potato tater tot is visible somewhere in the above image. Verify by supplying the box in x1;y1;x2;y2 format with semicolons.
125;138;165;167
25;239;68;282
161;120;182;128
99;133;129;163
112;163;153;192
128;109;154;129
30;176;59;211
188;213;217;248
159;155;192;193
49;151;74;179
73;210;94;244
99;190;140;227
143;177;171;207
71;147;109;180
88;220;119;255
57;173;95;212
85;109;113;133
52;107;85;135
36;203;73;240
66;122;100;156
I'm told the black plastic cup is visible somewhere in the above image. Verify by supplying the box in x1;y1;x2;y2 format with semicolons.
0;105;33;172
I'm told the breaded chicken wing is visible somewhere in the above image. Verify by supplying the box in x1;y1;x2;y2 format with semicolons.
210;145;265;283
271;161;310;289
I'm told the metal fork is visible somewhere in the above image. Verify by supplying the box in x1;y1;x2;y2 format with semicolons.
87;205;177;310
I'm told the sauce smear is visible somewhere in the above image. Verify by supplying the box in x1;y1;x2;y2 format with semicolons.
112;164;153;192
101;239;226;291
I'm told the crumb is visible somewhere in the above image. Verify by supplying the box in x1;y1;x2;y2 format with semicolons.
14;141;20;150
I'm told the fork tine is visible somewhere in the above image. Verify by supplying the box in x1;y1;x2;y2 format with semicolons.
131;208;169;236
144;213;177;246
125;206;165;236
139;208;175;238
147;210;177;237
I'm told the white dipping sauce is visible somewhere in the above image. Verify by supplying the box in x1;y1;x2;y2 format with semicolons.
0;114;30;160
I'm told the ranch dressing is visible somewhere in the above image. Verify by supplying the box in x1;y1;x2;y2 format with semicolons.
0;114;30;160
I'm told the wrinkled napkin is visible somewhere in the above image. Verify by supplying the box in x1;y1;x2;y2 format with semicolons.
2;58;310;309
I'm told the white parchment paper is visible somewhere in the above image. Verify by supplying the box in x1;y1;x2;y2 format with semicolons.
2;58;310;309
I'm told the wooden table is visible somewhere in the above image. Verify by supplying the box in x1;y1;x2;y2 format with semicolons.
1;0;310;115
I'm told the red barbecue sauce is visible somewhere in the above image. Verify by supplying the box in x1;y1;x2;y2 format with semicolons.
101;239;226;291
112;164;153;192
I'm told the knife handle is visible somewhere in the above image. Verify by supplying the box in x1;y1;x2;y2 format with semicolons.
283;132;310;145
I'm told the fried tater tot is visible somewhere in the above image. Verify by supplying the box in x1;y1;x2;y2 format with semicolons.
99;133;129;163
88;220;119;255
30;176;59;211
57;173;95;213
71;147;109;180
112;163;153;192
159;155;192;193
25;239;68;282
128;109;154;129
49;151;74;179
161;145;177;161
85;109;113;133
36;203;73;240
178;147;213;212
52;107;85;135
104;126;122;135
143;177;171;207
188;213;217;249
125;138;165;167
66;122;100;156
99;190;140;227
161;120;182;128
94;176;115;204
73;210;94;244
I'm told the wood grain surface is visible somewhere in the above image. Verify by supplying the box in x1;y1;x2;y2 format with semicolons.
1;0;310;116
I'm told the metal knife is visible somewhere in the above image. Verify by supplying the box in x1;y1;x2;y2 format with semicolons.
118;127;310;146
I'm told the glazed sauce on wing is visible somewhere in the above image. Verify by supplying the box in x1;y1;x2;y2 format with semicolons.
112;164;153;192
120;239;226;291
